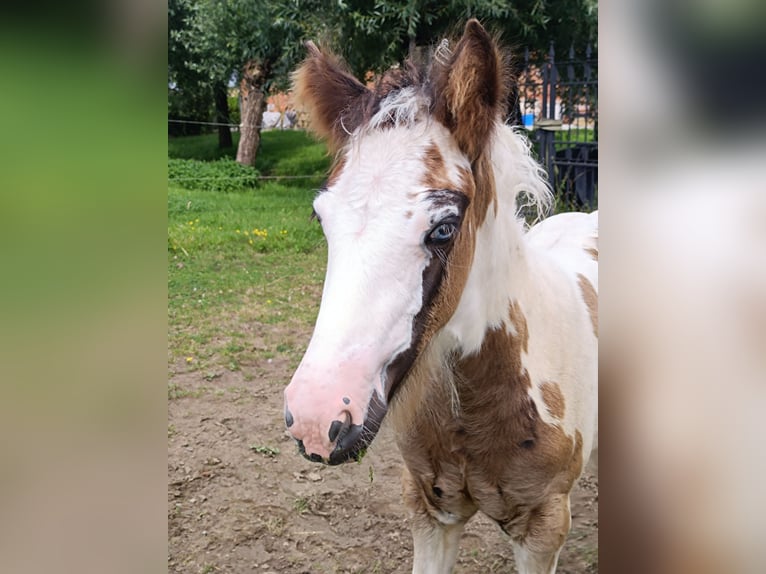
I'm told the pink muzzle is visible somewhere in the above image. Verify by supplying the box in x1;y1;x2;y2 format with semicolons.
283;357;387;464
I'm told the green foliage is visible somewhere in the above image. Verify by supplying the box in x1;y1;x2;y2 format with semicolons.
168;158;259;192
227;95;240;125
314;0;598;76
173;0;314;90
168;0;214;134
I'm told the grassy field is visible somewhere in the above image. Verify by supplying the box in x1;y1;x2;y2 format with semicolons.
168;130;330;387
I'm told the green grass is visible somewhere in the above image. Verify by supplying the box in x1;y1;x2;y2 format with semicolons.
554;128;596;144
250;444;280;457
168;129;331;180
168;132;239;161
168;131;329;380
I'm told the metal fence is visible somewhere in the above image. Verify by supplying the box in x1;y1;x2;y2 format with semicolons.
515;44;598;211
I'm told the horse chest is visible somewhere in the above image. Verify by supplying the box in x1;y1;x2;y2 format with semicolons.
399;374;582;529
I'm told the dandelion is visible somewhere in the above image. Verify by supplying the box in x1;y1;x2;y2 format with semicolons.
248;239;253;245
266;299;272;304
186;356;193;363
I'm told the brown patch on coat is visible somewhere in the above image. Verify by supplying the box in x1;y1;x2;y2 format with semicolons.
325;154;346;188
577;274;598;338
376;63;421;101
455;161;496;231
394;321;584;552
585;246;598;261
540;381;566;420
421;143;453;191
456;166;474;198
414;215;476;350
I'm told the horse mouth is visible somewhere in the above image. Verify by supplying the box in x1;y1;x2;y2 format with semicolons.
296;432;369;465
296;390;387;465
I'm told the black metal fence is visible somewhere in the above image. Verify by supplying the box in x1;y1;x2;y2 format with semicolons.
516;44;598;211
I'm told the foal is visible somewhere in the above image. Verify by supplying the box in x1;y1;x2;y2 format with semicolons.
283;20;598;574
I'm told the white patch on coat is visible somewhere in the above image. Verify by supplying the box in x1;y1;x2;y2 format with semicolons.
285;113;469;458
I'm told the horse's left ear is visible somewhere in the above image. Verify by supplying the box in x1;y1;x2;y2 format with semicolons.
431;19;509;162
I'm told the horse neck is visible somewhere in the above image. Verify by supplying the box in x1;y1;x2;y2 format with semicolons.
440;125;548;357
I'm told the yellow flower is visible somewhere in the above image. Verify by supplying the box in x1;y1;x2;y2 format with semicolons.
248;239;253;245
186;356;193;363
236;229;240;233
266;299;272;304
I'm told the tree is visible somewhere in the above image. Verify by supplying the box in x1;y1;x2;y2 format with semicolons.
175;0;330;165
323;0;597;78
168;0;213;137
310;0;597;126
170;0;597;160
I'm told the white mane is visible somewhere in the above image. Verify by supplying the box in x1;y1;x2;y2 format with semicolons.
492;125;554;226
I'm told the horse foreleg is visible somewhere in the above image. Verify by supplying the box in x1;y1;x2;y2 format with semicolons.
402;468;475;574
411;518;465;574
511;494;572;574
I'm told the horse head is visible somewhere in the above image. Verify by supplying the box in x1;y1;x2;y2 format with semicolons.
284;20;511;464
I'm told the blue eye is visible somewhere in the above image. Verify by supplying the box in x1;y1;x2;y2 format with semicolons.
427;222;457;244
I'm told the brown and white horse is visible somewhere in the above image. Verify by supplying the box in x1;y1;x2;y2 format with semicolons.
283;20;597;574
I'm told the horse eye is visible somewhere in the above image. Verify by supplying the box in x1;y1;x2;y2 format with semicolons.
427;222;457;244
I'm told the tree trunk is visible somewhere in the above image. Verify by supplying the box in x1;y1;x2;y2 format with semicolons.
214;82;233;149
236;60;267;167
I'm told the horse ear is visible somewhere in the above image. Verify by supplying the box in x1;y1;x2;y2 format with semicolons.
292;42;373;151
431;20;509;162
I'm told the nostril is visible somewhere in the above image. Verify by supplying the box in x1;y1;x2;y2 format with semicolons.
328;411;351;444
285;407;294;428
328;420;343;443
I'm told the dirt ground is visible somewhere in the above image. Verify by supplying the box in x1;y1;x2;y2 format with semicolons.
168;345;598;574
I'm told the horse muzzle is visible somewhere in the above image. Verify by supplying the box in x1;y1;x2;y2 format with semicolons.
283;372;388;465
